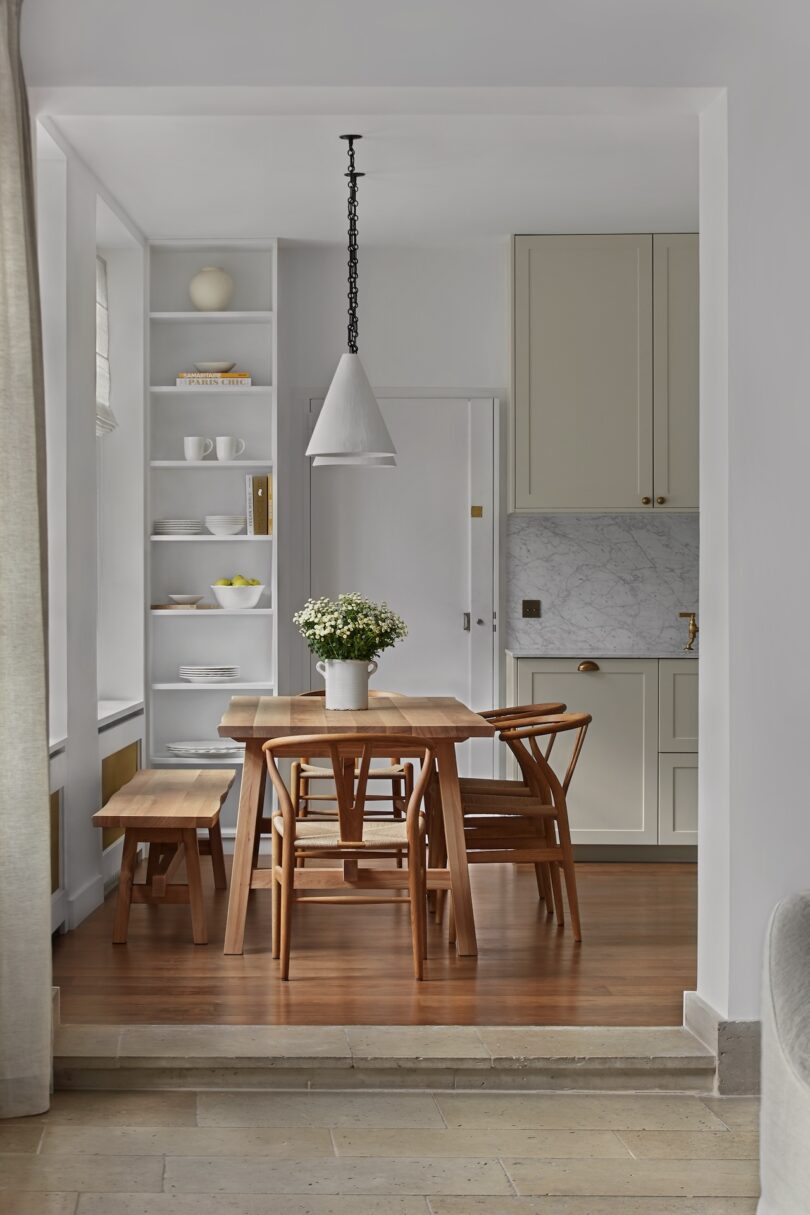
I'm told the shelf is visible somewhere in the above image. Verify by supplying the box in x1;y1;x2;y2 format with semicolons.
149;311;273;324
151;608;273;617
150;534;272;542
150;460;273;469
152;682;275;691
152;754;245;768
150;385;273;395
97;699;145;728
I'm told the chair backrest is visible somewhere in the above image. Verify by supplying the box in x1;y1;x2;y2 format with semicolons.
500;712;591;799
481;701;566;724
264;732;434;844
297;689;405;698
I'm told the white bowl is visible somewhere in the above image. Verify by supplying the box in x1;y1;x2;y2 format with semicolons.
210;582;264;609
168;593;204;605
205;516;246;535
194;361;236;373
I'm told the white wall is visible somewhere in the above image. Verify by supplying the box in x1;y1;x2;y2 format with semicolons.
285;241;509;393
38;123;146;927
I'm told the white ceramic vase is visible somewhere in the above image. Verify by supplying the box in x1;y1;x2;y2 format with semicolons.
316;659;378;710
189;266;235;312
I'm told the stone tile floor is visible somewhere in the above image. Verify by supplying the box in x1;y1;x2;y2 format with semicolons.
0;1090;761;1213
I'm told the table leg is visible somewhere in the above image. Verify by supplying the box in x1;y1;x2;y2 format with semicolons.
224;739;265;954
434;740;477;957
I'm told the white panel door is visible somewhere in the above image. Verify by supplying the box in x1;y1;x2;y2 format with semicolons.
309;396;497;775
515;657;659;844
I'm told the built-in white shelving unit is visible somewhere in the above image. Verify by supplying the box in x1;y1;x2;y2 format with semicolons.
146;239;278;776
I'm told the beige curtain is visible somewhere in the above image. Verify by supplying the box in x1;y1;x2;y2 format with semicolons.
0;0;53;1117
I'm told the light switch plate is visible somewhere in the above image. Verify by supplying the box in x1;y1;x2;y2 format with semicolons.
522;599;541;618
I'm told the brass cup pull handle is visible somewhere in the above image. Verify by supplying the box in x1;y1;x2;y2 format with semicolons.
577;660;600;673
641;496;651;505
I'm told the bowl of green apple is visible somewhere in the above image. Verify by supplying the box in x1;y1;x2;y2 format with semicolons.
211;575;265;610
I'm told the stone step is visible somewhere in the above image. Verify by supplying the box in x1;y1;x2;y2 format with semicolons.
54;1024;716;1092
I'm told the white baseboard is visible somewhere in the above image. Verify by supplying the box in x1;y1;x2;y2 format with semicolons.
51;889;68;934
66;873;105;928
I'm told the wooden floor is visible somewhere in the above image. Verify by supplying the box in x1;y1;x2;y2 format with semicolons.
53;861;696;1026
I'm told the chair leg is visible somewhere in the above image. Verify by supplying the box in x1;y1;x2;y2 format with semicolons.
447;893;456;945
562;853;582;942
209;821;227;889
421;840;429;960
271;823;281;959
407;845;424;981
279;836;294;980
183;829;208;945
112;832;139;944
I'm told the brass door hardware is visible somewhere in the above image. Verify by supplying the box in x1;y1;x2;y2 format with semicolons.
641;496;651;505
678;611;699;651
577;660;600;673
470;505;484;518
656;496;667;505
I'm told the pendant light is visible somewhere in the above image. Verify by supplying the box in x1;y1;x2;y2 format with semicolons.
307;135;397;467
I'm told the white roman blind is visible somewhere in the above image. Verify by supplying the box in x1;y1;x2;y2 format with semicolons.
95;255;117;435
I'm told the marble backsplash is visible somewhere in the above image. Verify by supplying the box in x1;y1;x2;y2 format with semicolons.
506;513;699;657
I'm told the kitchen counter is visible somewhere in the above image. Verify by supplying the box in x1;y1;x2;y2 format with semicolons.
507;650;698;660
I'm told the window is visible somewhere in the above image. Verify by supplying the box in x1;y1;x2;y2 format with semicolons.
95;254;117;435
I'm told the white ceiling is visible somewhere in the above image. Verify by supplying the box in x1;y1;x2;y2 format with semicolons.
51;111;698;243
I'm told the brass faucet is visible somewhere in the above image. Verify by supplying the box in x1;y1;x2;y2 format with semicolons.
678;611;699;652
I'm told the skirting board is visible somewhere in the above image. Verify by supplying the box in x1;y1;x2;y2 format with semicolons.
684;990;761;1095
574;845;697;863
66;873;105;929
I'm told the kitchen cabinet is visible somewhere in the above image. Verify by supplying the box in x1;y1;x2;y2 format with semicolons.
512;656;659;844
511;233;698;513
653;235;699;511
659;658;698;752
507;655;698;846
658;753;698;845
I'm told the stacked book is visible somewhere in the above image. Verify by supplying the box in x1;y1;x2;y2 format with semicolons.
245;475;273;536
176;371;253;388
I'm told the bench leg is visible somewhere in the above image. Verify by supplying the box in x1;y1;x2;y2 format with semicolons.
209;821;227;889
113;833;139;944
183;829;208;945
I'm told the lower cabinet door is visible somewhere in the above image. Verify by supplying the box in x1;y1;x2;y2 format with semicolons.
515;658;659;844
658;752;698;845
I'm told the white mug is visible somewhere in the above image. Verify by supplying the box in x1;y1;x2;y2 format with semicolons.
184;436;213;461
216;436;246;461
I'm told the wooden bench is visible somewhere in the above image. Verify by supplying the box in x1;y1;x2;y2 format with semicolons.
93;769;235;945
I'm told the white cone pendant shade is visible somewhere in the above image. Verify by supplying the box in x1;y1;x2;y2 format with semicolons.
306;352;396;461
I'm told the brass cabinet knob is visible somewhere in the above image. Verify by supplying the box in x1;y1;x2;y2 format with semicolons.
641;496;651;505
577;660;600;673
656;496;667;505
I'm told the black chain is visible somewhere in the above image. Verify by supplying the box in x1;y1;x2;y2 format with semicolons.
341;135;364;354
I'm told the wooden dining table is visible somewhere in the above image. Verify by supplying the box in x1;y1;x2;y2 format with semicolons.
219;694;495;957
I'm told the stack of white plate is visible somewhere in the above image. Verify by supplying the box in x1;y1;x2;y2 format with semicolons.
205;515;246;536
154;518;204;535
166;740;245;758
178;664;240;683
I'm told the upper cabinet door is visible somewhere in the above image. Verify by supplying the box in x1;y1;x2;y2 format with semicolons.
512;234;653;511
653;234;699;510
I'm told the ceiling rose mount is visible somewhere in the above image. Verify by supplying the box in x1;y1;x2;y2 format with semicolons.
306;134;397;468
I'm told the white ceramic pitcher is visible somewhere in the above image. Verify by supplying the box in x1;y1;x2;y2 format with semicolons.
316;659;378;710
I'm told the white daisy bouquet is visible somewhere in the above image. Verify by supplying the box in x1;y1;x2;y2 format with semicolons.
293;593;408;662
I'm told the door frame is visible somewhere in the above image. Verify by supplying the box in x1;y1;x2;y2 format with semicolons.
296;388;503;762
